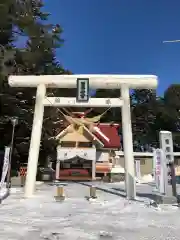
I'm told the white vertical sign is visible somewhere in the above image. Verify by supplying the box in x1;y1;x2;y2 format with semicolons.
159;131;174;164
0;146;11;189
135;160;141;180
159;131;175;194
153;148;166;194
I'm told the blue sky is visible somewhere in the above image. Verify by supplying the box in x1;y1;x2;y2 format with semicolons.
43;0;180;95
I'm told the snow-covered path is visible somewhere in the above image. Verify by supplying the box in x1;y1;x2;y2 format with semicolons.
0;183;180;239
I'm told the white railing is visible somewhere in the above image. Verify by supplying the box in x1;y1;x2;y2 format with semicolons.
115;151;180;157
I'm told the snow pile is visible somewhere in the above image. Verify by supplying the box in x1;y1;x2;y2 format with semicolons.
0;187;21;198
111;166;125;173
141;174;154;183
35;181;44;186
135;177;142;184
135;174;154;185
0;187;8;197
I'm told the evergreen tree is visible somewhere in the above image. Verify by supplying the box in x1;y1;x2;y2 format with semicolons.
131;89;158;149
0;0;69;165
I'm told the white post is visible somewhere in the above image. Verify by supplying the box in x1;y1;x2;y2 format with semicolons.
24;84;46;198
92;160;96;180
121;86;136;199
135;160;141;180
56;160;60;180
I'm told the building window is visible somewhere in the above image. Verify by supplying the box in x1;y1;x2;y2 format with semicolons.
166;147;170;152
78;142;92;148
174;158;178;165
140;159;145;165
166;154;171;162
61;142;76;147
165;139;169;144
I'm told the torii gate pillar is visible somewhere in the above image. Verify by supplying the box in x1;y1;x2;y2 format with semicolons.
8;74;158;199
24;84;46;197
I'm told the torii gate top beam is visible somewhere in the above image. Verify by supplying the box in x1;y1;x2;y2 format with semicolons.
8;74;158;89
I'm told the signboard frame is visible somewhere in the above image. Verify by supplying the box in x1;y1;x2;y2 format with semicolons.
76;78;89;102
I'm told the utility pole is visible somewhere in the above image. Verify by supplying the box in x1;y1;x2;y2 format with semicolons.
6;117;18;189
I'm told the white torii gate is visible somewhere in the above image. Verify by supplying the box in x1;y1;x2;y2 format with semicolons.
8;74;158;199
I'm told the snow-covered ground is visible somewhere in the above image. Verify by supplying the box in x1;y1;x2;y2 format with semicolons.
0;182;180;239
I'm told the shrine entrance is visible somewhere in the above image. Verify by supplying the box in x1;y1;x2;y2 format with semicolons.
56;146;96;181
58;157;93;181
8;74;158;199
